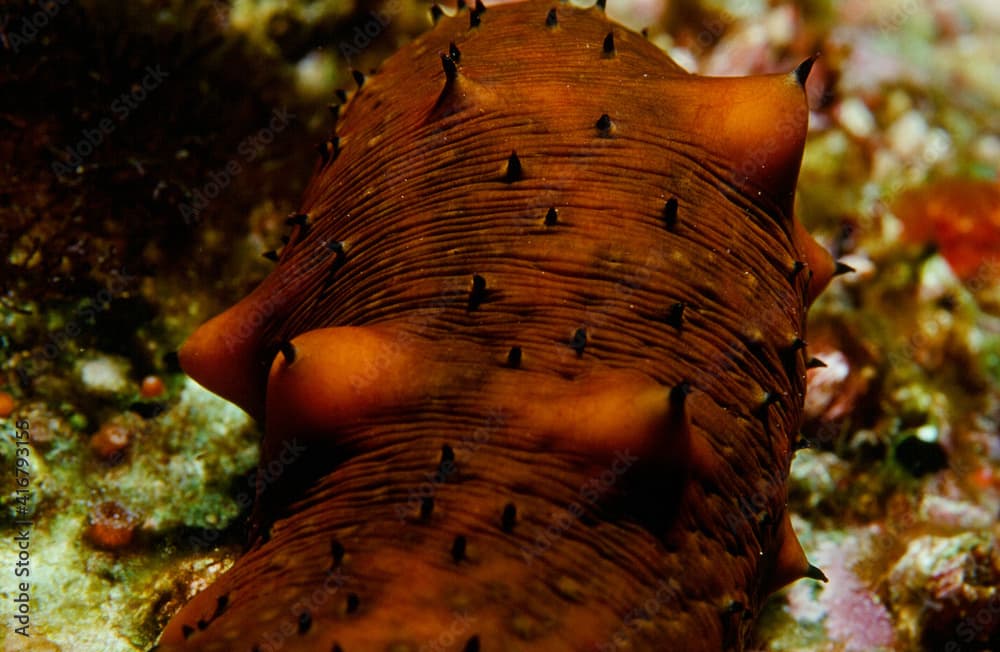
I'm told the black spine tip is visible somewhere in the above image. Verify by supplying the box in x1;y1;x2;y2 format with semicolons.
665;301;685;327
504;151;523;182
724;600;744;615
596;0;607;10
570;328;587;356
352;69;365;89
316;140;331;165
670;381;691;404
545;7;558;27
323;242;346;282
464;636;481;652
451;535;467;562
806;564;829;582
468;273;487;310
438;445;456;477
297;611;311;634
420;496;434;520
474;0;486;12
449;41;461;63
663;197;679;229
181;625;194;639
285;212;309;227
335;89;348;103
346;593;360;614
794;54;819;88
501;502;517;532
595;113;612;135
315;138;339;165
506;346;522;368
792;260;806;276
213;595;229;619
437;444;458;482
457;0;467;10
602;31;615;55
441;53;458;80
544;207;558;226
791;337;807;351
262;250;279;262
806;357;827;369
470;7;482;27
331;539;345;565
327;103;341;122
834;261;856;276
431;4;444;23
279;341;296;365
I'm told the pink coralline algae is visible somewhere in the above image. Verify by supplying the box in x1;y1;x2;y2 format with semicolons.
812;537;897;651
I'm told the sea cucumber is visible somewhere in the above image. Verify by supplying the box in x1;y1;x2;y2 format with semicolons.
156;1;840;649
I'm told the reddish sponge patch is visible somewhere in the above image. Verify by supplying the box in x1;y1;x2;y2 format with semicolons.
894;177;1000;282
85;501;139;550
0;391;15;418
90;421;132;462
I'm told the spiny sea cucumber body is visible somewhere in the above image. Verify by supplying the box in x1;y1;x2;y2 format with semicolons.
158;1;836;650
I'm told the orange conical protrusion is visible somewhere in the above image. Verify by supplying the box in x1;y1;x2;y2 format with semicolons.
429;68;498;121
661;62;812;219
512;372;673;456
793;218;837;304
504;371;716;476
263;326;437;446
179;241;332;419
178;291;274;420
764;510;826;594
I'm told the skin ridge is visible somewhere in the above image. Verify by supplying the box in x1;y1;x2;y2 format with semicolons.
158;2;834;650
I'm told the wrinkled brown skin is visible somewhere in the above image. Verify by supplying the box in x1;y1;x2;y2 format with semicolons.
157;2;836;650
